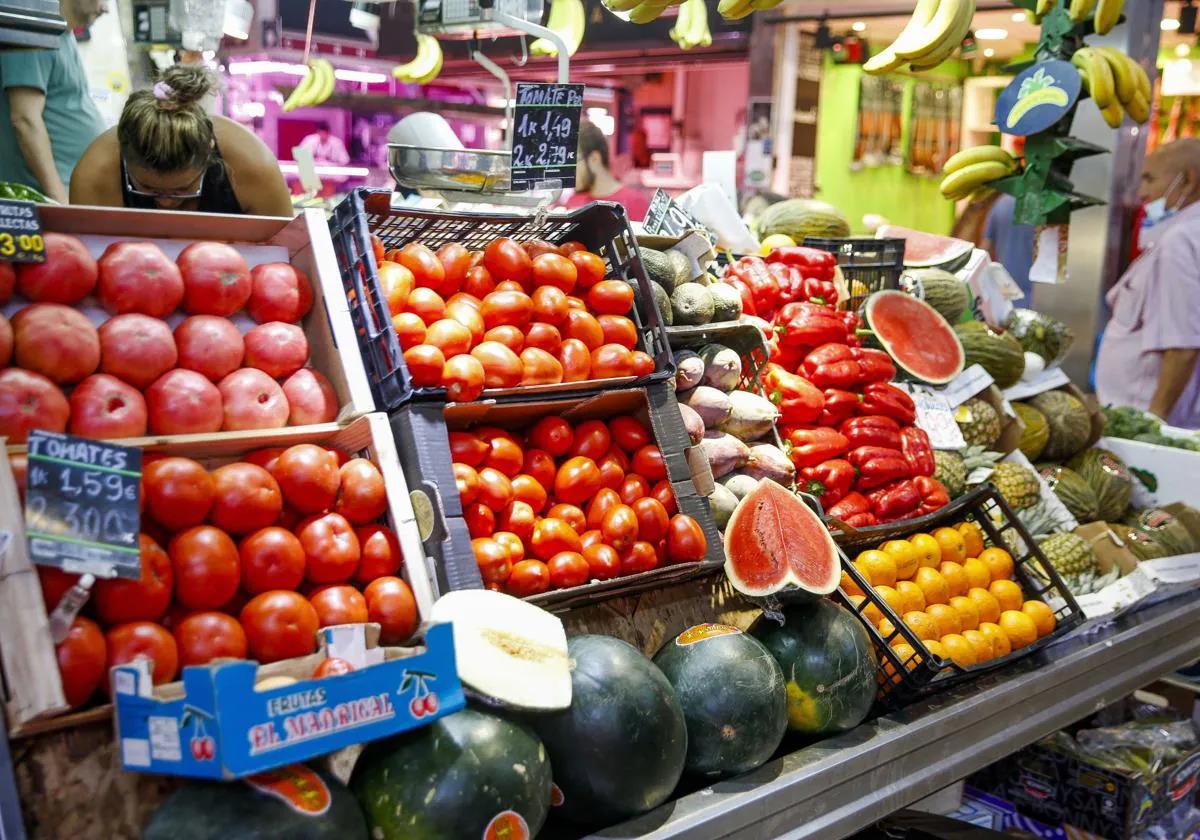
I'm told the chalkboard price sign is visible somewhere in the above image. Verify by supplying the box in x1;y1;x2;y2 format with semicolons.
0;199;46;264
510;82;584;192
25;431;142;579
642;189;707;238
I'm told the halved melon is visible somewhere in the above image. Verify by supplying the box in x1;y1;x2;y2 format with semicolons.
865;290;965;385
724;479;841;599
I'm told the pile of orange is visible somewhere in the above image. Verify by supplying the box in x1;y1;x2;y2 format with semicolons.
843;520;1057;679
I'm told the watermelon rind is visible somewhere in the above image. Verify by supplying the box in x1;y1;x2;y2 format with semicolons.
865;290;965;385
876;225;973;271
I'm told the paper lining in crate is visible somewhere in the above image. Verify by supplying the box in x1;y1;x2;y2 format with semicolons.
0;413;436;732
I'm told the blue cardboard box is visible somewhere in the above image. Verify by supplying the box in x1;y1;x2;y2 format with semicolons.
113;622;463;779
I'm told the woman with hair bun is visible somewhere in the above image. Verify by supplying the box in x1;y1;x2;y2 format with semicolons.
70;65;293;216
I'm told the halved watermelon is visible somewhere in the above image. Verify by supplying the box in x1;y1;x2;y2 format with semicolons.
876;225;973;272
724;478;841;599
865;290;965;385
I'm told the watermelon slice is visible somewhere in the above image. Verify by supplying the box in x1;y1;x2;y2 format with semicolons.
724;479;841;599
865;290;965;385
876;224;973;272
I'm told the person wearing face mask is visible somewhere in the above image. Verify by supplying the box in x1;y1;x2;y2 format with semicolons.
70;65;293;216
563;120;651;221
1095;139;1200;426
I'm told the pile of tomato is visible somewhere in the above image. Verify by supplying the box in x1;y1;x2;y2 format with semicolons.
368;234;657;403
451;413;708;596
36;443;416;709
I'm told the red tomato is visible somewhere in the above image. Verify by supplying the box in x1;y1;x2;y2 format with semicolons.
498;500;536;543
241;590;319;663
632;445;668;482
483;238;532;286
471;341;523;388
495;280;524;293
609;416;651;454
378;261;415;315
631;351;655;377
38;565;78;612
106;621;178;686
557;338;591;382
522;449;557;489
586;487;622;530
397;242;448;296
437;242;472;295
298;512;361;583
547;551;589;589
425;319;473;358
464;502;496;538
598;314;638;349
404;344;446;388
239;526;305;593
587;280;635;316
522;239;560;259
310;585;369;626
565;295;587;310
480;290;534;331
313;657;355;678
520;348;563;385
450;431;489;466
632;497;670;544
484;436;524;478
546;503;587;534
493;531;525;564
553;456;602;506
569;251;607;289
364;576;418;643
445;300;485;346
651;480;678;516
370;233;386;263
392;312;426;351
531;285;569;325
473;537;511;586
583;544;621;580
93;534;172;624
596;452;626;491
483;324;524;353
354;524;403;582
531;253;578;294
174;611;247;667
455;463;480;505
57;617;106;707
335;458;387;525
601;504;639;553
476;467;514;511
524;322;562;354
564;309;605;350
405;287;446;326
507;560;550;596
620;474;650;504
591;343;635;379
568;419;611;460
209;462;282;535
559;240;587;255
463;265;496;298
144;457;213;530
667;514;708;563
443;353;486;402
580;528;603;549
528;416;574;456
169;526;240;610
620;541;659;574
531;517;582;560
271;444;340;513
511;474;548;512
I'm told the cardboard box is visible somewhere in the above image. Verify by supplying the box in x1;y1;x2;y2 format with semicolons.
1101;437;1200;511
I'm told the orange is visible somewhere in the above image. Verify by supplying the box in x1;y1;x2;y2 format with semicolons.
962;629;994;663
909;533;942;569
1022;600;1057;638
881;539;920;581
925;639;949;665
989;579;1024;612
939;633;977;667
891;643;920;673
949;595;981;632
926;603;963;637
913;567;950;606
962;557;992;590
873;586;904;621
840;570;864;597
979;622;1012;657
957;521;985;559
902;610;940;642
998;609;1038;650
938;561;969;598
877;617;902;645
967;587;1002;624
896;580;927;614
847;594;883;627
933;527;966;564
979;547;1015;581
855;549;897;587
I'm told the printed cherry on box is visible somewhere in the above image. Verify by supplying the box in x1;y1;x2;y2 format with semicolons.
112;622;462;779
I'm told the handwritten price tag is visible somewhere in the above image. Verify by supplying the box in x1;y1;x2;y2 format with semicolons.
643;189;706;237
0;199;46;264
901;384;966;450
509;82;584;192
940;364;994;409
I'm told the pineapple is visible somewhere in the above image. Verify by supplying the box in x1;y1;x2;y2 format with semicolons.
955;398;1002;448
934;450;967;497
991;461;1041;510
1038;532;1098;576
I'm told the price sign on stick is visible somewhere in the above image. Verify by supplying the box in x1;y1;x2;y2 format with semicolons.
25;431;142;579
509;82;584;192
0;198;46;263
642;189;706;237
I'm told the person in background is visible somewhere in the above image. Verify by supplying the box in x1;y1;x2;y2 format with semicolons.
0;0;108;202
1096;138;1200;426
564;120;651;221
71;65;293;216
981;192;1036;299
298;121;350;166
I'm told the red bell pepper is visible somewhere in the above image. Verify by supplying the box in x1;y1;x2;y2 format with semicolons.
775;302;849;349
838;311;863;347
858;381;917;425
826;492;878;528
763;363;825;424
865;479;922;522
766;262;803;302
840;415;901;449
726;257;780;317
900;427;935;477
798;458;855;508
817;388;859;427
847;445;911;490
724;277;757;318
855;348;897;384
764;246;837;281
784;426;849;469
801;344;896;389
912;475;950;517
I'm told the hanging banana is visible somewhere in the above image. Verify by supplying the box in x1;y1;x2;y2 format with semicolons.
670;0;710;48
282;58;334;112
393;33;443;84
863;0;975;76
531;0;586;57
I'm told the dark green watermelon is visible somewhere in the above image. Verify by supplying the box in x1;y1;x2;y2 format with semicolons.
534;635;687;825
653;624;787;777
143;766;367;840
351;708;551;839
751;599;877;736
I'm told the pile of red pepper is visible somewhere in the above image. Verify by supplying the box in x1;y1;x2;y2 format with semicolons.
740;246;951;527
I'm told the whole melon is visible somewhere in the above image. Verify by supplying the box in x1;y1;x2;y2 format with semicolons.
1013;402;1050;461
758;199;850;242
351;709;551;839
953;321;1025;388
1068;448;1133;522
1005;308;1074;366
653;624;787;777
1109;523;1170;561
900;268;970;323
1039;465;1100;523
751;599;878;736
145;766;367;840
1030;390;1093;461
534;635;687;826
1124;508;1195;556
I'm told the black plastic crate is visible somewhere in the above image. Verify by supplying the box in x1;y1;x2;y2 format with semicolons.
831;484;1085;711
803;236;904;312
329;188;673;410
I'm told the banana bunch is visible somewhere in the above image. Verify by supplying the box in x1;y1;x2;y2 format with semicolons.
670;0;711;48
602;0;680;24
531;0;585;57
1067;0;1124;34
282;59;334;113
939;146;1019;201
1073;46;1150;128
392;33;443;84
863;0;975;75
716;0;783;21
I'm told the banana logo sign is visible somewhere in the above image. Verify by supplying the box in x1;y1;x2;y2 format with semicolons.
995;61;1081;137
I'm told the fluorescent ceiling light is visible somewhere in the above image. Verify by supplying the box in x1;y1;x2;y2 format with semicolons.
278;162;370;177
975;27;1008;40
851;20;866;31
226;60;386;83
1162;18;1182;30
1176;42;1191;56
1011;11;1026;21
984;47;995;57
